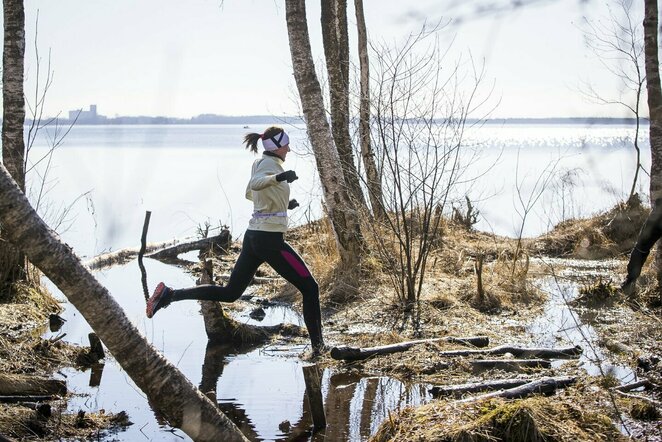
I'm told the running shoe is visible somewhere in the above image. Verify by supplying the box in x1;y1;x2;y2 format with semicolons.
146;282;173;318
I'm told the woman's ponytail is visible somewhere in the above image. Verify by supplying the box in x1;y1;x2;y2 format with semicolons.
243;126;285;154
243;132;262;154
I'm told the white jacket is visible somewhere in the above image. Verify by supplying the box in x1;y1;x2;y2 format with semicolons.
245;153;290;232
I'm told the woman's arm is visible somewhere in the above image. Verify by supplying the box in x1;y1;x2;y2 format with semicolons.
249;160;279;191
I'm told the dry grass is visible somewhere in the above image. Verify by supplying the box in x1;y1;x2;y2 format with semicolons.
533;195;649;259
0;403;130;440
370;394;626;442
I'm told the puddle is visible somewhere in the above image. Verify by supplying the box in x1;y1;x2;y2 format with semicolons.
528;258;637;383
42;258;430;441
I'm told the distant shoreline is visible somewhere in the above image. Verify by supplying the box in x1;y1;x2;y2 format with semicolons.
22;115;645;126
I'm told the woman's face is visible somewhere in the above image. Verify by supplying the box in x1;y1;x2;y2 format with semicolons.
274;144;290;160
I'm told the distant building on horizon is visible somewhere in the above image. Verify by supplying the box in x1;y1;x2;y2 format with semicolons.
69;104;106;123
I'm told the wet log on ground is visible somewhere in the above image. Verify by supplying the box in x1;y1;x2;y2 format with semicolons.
458;376;577;403
438;344;582;359
148;231;231;261
330;336;489;361
430;378;535;398
470;359;551;372
614;379;657;392
0;374;66;396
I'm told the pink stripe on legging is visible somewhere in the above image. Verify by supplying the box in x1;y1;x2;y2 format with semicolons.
281;250;311;278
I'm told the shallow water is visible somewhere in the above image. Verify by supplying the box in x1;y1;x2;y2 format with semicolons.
528;258;637;383
44;259;431;441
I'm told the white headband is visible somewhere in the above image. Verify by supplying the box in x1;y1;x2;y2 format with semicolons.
261;131;289;151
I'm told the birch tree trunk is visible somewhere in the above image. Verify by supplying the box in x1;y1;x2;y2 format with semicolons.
354;0;385;219
643;0;662;286
285;0;364;288
0;165;248;442
321;0;366;208
2;0;25;192
0;0;27;295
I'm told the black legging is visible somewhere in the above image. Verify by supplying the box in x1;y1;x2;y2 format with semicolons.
171;229;324;349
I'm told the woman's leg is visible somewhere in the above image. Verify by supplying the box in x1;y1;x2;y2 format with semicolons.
260;237;324;350
171;246;263;302
147;233;263;319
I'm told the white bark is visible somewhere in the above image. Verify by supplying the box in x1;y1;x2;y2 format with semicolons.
285;0;364;278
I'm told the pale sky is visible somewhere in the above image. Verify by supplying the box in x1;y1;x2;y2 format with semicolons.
13;0;649;119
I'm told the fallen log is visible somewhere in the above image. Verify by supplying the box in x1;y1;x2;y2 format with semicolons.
457;376;577;403
614;379;656;392
470;359;551;372
148;231;231;261
438;344;582;359
430;378;534;398
330;336;489;361
84;237;183;269
84;230;231;269
0;373;66;396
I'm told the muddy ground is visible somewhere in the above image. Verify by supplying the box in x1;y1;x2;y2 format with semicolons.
0;199;661;441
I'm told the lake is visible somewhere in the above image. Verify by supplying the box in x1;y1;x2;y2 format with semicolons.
26;123;647;259
27;122;646;441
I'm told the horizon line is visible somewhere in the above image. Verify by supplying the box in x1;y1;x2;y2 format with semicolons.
24;114;646;125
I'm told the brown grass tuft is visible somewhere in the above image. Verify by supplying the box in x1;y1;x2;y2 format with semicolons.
534;195;649;259
370;395;625;442
629;399;661;421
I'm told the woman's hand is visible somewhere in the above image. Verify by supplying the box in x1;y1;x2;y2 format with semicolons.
288;199;300;210
276;170;298;183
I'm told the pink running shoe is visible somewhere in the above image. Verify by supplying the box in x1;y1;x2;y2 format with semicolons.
146;282;173;318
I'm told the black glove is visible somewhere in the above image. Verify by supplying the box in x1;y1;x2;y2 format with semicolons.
276;170;298;183
288;199;299;210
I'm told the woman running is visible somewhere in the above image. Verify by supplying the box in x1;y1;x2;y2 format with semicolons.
146;126;325;354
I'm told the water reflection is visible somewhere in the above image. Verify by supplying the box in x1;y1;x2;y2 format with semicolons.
528;259;637;383
200;343;430;441
44;259;430;441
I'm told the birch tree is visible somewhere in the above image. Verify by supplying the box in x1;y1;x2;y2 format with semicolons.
643;0;662;287
0;163;249;442
0;0;27;295
644;0;662;206
285;0;365;294
354;0;385;219
321;0;366;208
